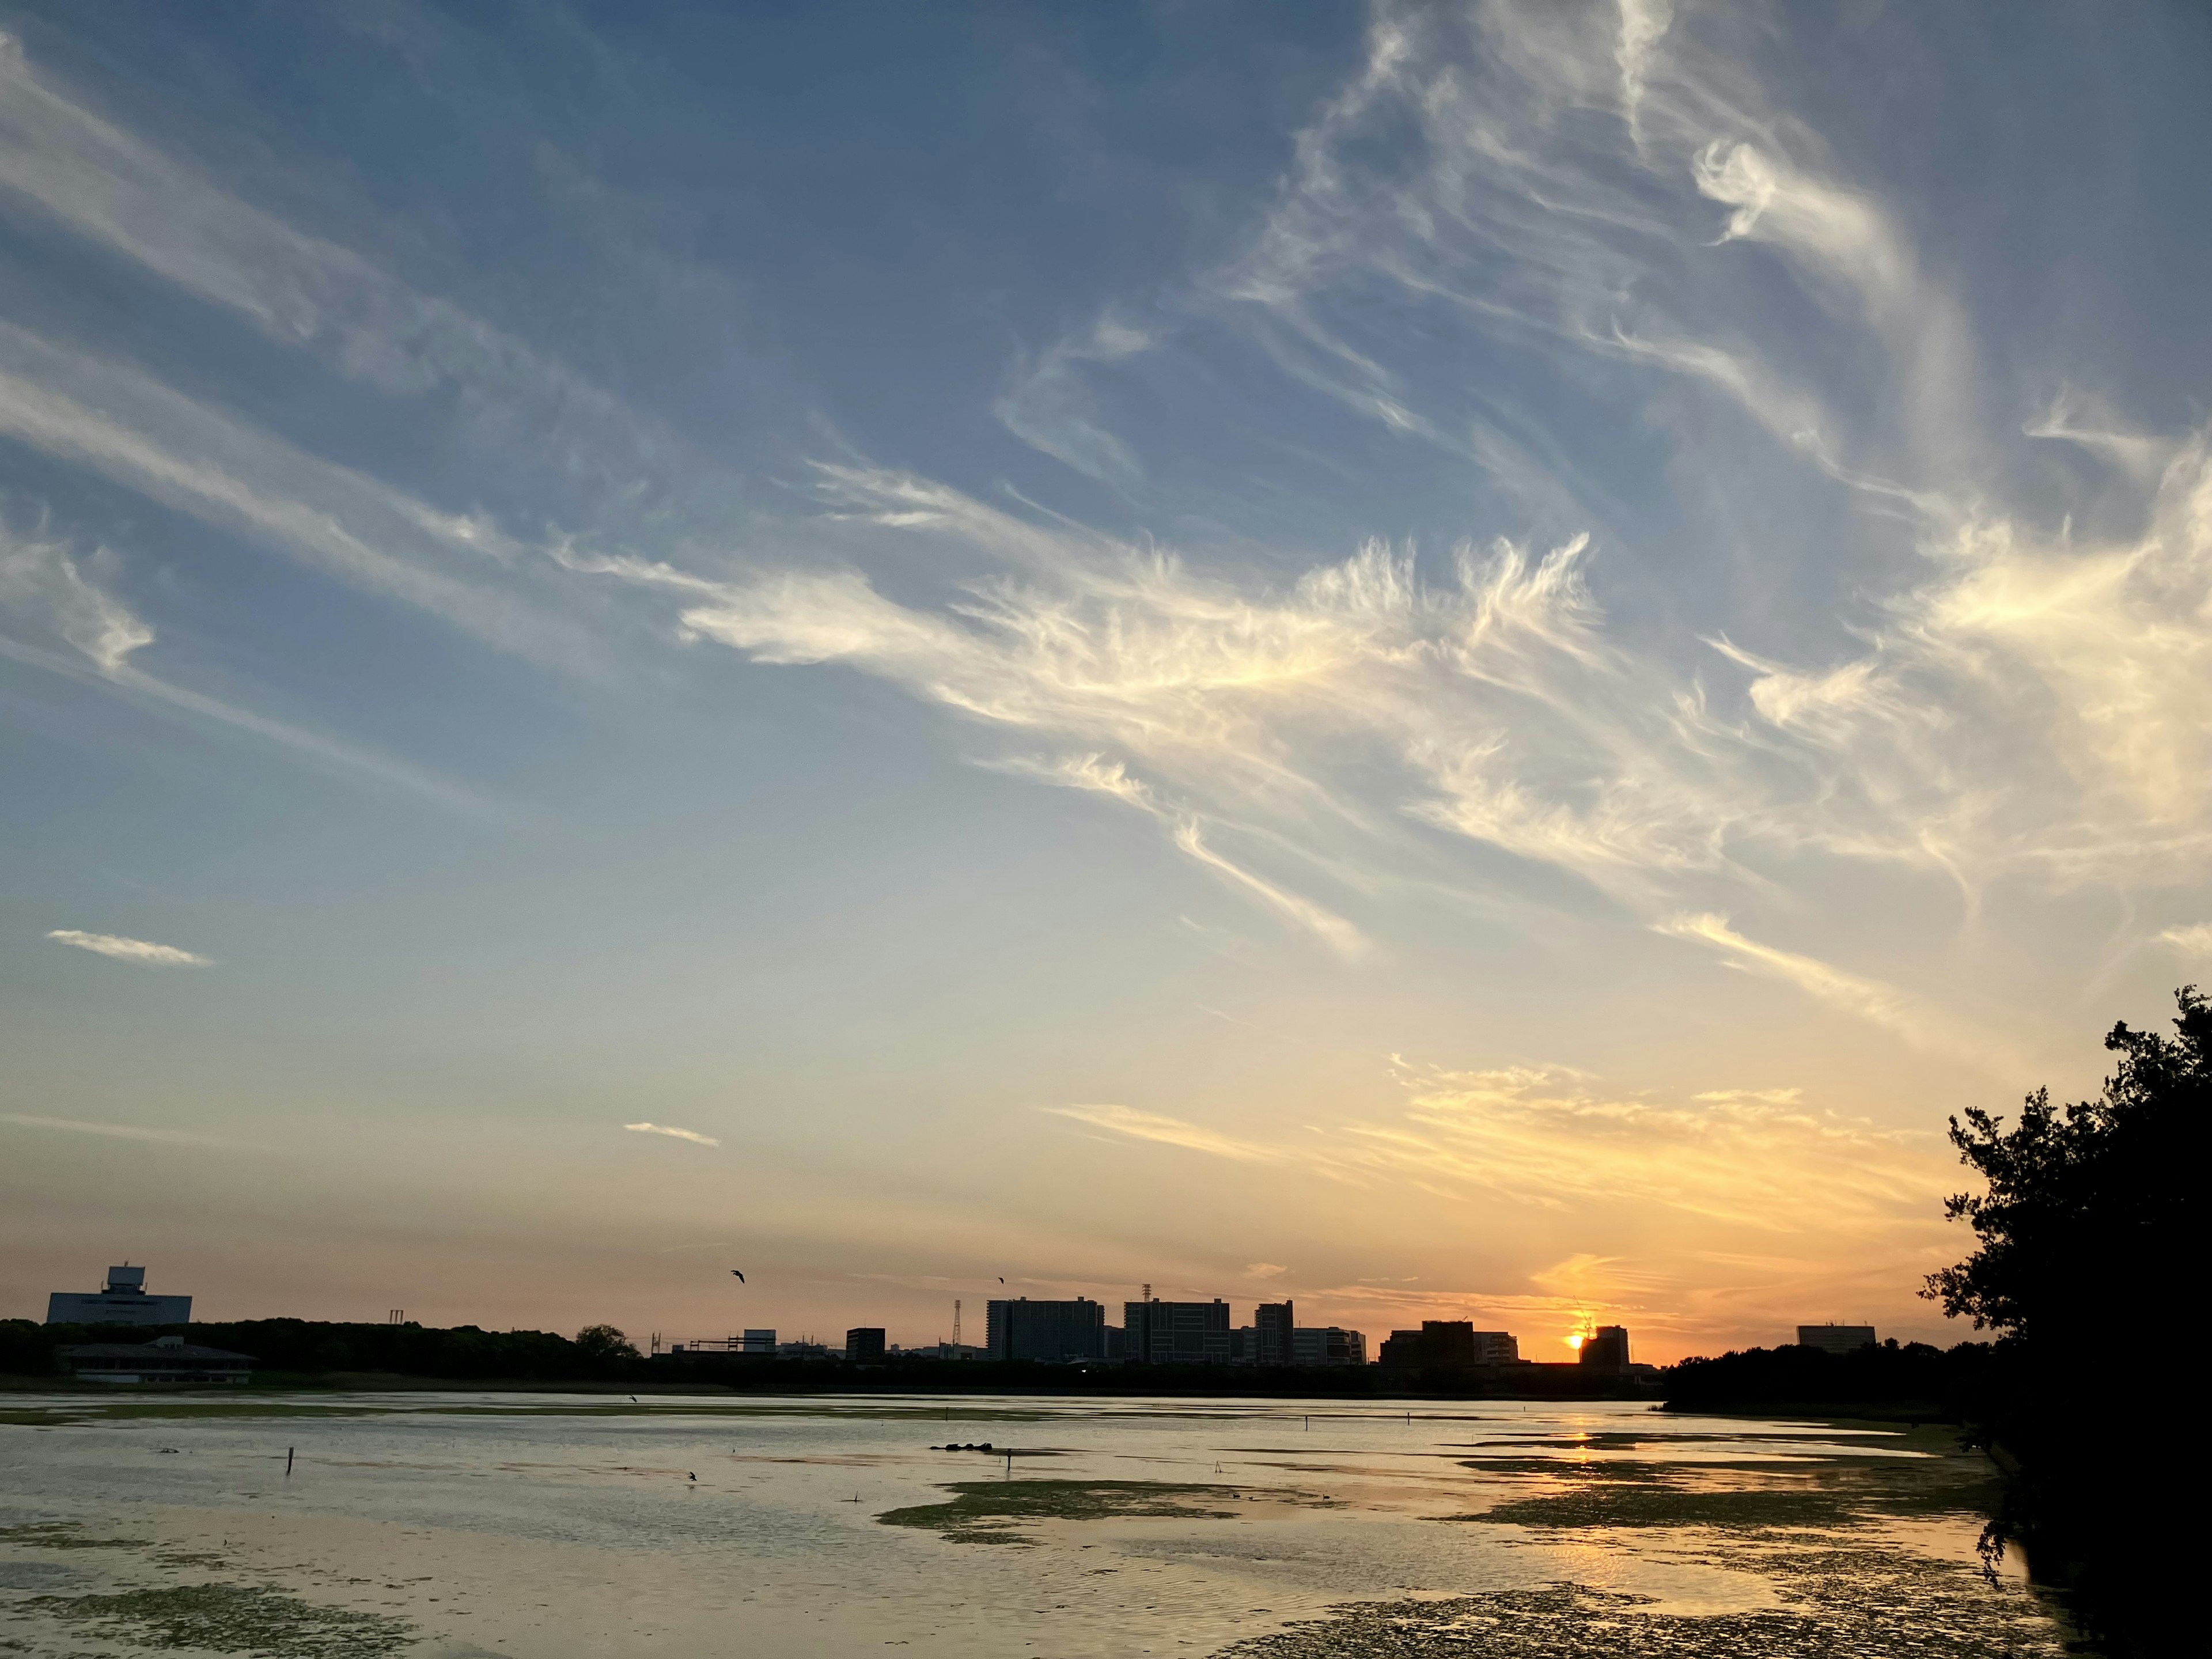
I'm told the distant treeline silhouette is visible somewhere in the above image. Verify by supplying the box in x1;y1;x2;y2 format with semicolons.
0;1319;650;1383
1665;1338;1995;1417
0;1317;1654;1399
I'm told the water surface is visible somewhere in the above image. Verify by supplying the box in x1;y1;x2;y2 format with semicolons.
0;1392;2065;1656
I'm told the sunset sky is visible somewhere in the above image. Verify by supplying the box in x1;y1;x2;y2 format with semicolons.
4;2;2209;1364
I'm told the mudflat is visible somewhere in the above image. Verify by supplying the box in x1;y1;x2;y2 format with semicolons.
0;1392;2065;1657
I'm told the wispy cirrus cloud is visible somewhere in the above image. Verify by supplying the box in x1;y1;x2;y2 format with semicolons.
47;929;210;966
0;33;695;507
1044;1103;1282;1164
0;324;593;668
0;513;148;671
623;1122;720;1147
1655;914;1927;1040
2157;923;2212;957
1047;1059;1944;1236
0;515;495;815
994;311;1154;484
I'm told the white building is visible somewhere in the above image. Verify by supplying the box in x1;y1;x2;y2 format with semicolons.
46;1265;191;1327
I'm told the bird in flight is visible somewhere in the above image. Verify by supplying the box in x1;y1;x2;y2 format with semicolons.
731;1270;745;1282
997;1277;1005;1284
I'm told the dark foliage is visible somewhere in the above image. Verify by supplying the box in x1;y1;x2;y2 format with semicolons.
1;1319;1656;1400
1919;987;2202;1656
0;1319;652;1383
1664;1339;1994;1416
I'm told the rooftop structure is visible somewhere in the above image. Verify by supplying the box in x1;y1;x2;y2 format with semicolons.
46;1264;192;1327
1796;1324;1878;1354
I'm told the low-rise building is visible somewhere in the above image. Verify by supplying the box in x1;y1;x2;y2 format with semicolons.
1377;1321;1514;1368
1290;1326;1367;1366
846;1328;886;1363
59;1334;251;1385
1796;1324;1877;1354
46;1264;191;1327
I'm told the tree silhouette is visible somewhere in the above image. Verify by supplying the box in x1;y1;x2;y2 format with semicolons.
1924;986;2200;1654
573;1324;641;1365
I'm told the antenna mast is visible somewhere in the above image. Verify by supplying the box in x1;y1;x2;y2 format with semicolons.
952;1298;961;1351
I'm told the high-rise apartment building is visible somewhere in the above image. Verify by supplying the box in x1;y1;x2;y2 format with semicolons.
1253;1301;1294;1366
845;1327;886;1363
1796;1324;1877;1354
984;1298;1108;1362
1577;1325;1630;1371
1122;1298;1232;1365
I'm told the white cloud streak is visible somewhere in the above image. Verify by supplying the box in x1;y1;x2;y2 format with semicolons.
1653;912;2009;1069
46;929;210;966
0;1111;233;1146
623;1122;721;1147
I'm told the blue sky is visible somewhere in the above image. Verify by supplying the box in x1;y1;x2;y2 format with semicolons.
4;1;2210;1359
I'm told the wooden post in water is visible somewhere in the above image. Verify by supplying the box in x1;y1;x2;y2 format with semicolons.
285;1446;294;1478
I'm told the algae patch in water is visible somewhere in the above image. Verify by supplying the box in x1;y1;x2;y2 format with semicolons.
1467;1484;1855;1530
879;1480;1249;1544
20;1584;415;1657
1211;1560;2065;1659
1458;1442;1994;1532
0;1521;149;1550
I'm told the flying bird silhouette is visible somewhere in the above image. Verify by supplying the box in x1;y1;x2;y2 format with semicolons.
997;1277;1004;1284
731;1270;745;1282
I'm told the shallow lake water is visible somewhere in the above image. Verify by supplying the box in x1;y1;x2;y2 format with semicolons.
0;1391;2066;1657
